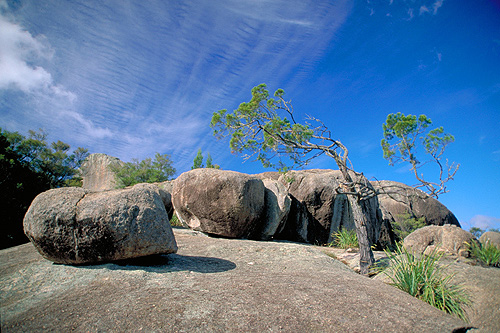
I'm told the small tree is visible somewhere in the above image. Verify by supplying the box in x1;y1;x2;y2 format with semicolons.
469;227;484;239
191;149;220;169
192;149;204;169
381;113;459;198
113;153;176;187
392;213;426;241
211;84;376;274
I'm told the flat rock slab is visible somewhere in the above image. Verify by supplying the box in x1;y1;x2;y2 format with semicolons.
1;229;470;332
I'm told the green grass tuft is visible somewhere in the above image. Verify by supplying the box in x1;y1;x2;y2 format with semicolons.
467;240;500;267
382;244;471;322
329;229;358;249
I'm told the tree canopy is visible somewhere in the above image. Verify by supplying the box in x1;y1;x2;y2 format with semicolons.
211;84;376;274
1;128;89;249
381;113;459;198
191;149;220;170
112;153;176;187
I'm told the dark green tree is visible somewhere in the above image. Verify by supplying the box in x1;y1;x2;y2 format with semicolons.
469;227;484;239
113;153;176;187
381;113;459;198
192;149;204;169
191;149;220;170
0;128;89;249
211;84;376;274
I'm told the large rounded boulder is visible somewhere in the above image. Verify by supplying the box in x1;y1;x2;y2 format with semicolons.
479;231;500;249
372;180;460;230
23;184;177;264
403;224;474;257
172;169;265;238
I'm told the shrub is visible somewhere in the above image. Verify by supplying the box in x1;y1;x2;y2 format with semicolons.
392;213;425;241
467;240;500;267
329;229;358;249
381;244;471;321
169;213;184;227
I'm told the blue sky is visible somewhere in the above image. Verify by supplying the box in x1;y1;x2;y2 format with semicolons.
1;0;499;230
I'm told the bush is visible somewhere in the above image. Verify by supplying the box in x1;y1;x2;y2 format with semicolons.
392;213;425;241
112;153;176;187
169;213;184;227
467;240;500;267
381;244;471;321
329;229;358;249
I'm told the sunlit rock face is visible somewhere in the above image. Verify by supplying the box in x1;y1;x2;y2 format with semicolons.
172;168;266;239
23;184;177;264
80;153;124;191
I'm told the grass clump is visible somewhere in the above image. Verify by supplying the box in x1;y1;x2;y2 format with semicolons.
467;240;500;267
169;213;184;227
329;229;358;249
382;244;471;322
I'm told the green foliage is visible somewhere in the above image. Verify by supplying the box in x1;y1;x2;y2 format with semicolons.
381;113;459;198
113;153;176;187
169;212;184;227
382;244;471;321
0;128;88;249
191;149;220;170
469;227;484;239
211;84;318;172
192;149;204;169
329;229;359;249
467;240;500;267
392;213;426;241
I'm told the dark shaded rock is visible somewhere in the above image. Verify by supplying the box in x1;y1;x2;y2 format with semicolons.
479;231;500;249
80;153;124;191
172;169;265;238
250;178;291;240
23;184;177;264
154;180;175;219
371;180;460;242
403;224;475;257
278;169;381;245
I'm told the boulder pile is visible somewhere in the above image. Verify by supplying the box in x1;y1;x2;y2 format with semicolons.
23;153;464;264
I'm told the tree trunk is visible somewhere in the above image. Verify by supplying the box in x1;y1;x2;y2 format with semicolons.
347;194;375;275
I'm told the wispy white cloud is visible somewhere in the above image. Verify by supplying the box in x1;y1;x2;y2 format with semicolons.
420;0;444;16
468;215;500;230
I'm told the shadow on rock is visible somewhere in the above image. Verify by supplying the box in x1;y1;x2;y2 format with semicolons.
71;253;237;274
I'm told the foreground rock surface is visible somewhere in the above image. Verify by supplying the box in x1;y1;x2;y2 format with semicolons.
1;229;472;332
23;184;177;264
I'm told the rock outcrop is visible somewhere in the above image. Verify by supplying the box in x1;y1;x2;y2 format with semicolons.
172;169;265;238
372;180;460;227
250;178;291;240
80;153;124;191
403;224;474;257
23;184;177;264
479;231;500;249
153;180;175;219
277;170;381;245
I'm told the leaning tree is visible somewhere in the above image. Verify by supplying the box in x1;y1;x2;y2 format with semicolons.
381;113;459;198
211;84;377;274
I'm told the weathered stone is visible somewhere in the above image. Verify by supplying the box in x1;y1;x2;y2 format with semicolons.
80;153;124;191
172;169;265;238
251;178;291;240
371;180;460;243
23;184;177;264
153;180;174;219
479;231;500;249
278;169;381;245
403;224;474;257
